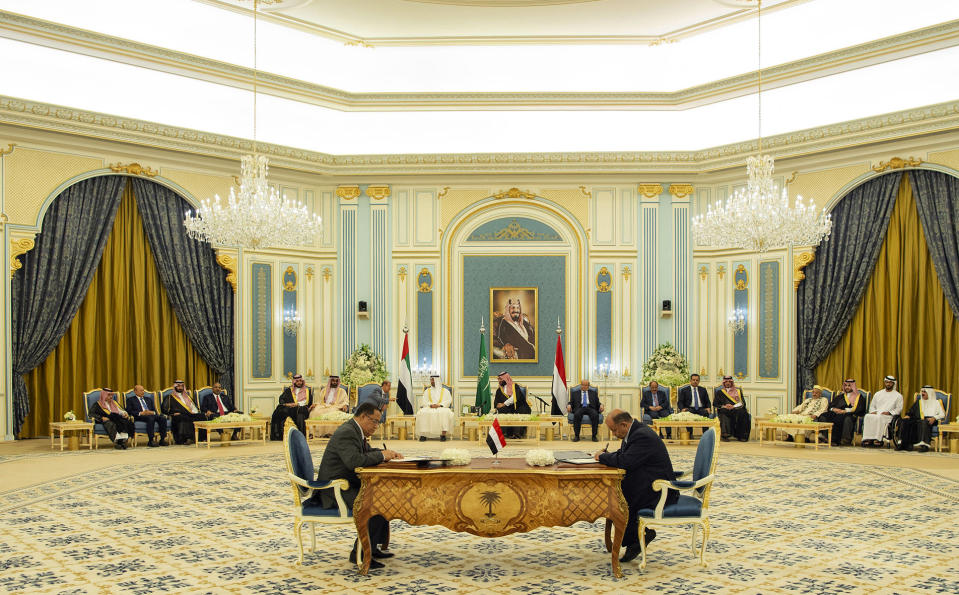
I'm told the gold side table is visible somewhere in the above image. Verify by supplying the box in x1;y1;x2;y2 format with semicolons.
49;421;95;451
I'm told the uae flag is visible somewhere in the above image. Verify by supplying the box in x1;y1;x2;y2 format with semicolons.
486;418;506;454
550;334;569;415
395;333;414;414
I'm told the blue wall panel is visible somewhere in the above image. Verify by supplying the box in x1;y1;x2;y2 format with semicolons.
595;266;613;366
281;265;297;379
251;262;272;378
416;267;434;370
339;208;356;361
462;255;566;377
733;261;749;379
758;261;780;379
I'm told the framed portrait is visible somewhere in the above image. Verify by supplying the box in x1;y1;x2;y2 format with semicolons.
490;287;538;362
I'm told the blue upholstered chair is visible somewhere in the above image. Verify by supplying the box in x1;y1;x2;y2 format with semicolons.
641;386;672;436
566;386;605;437
636;427;719;570
83;388;116;448
356;383;386;423
802;388;833;401
122;387;161;446
911;389;951;449
283;425;355;565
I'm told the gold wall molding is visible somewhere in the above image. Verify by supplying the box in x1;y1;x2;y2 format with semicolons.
699;265;707;281
437;186;450;199
668;183;694;199
305;265;314;281
10;236;36;278
871;156;923;172
335;185;361;200
417;268;433;293
622;265;631;282
492;187;536;200
322;266;332;282
785;171;798;186
398;266;408;282
365;185;391;200
637;183;663;198
0;143;15;156
578;185;592;199
215;250;238;292
734;264;748;291
596;266;611;293
793;249;816;290
109;162;157;177
717;265;726;280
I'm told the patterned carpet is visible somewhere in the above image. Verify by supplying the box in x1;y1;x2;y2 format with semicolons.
1;445;958;595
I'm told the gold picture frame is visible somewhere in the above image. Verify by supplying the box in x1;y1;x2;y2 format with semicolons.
490;287;538;363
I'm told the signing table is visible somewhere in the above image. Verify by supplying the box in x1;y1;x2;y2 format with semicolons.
652;419;719;445
192;419;269;448
49;421;95;451
756;420;833;449
354;458;628;576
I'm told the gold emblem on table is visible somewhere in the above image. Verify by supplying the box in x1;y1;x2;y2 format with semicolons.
458;480;524;535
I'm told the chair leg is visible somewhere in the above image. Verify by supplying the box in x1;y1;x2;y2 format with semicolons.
638;520;648;571
699;519;710;568
294;520;304;565
310;522;316;552
690;523;699;556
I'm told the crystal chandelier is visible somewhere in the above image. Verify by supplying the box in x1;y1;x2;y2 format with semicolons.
690;1;831;253
183;0;321;250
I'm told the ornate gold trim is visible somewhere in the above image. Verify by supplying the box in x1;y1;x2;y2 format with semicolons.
579;185;592;199
872;156;923;172
638;184;664;198
366;185;391;200
305;265;314;282
283;265;297;292
0;143;15;156
700;367;706;376
438;186;450;199
793;249;816;290
648;37;678;47
10;237;35;278
492;187;536;200
699;265;708;281
717;265;726;280
622;266;631;282
398;266;408;282
417;268;433;293
735;264;748;291
735;372;745;380
785;171;799;186
322;266;332;282
109;162;157;177
215;250;238;292
596;266;611;293
668;183;694;199
335;185;361;200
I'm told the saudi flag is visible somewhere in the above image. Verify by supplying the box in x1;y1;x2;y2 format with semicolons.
396;333;414;415
474;332;491;414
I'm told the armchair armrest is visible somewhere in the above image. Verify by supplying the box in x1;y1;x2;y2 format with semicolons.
649;474;716;517
289;475;351;517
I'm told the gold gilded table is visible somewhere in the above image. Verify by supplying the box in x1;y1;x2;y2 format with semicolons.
651;419;719;445
937;423;959;453
192;420;269;447
756;421;833;450
354;458;628;577
49;421;94;451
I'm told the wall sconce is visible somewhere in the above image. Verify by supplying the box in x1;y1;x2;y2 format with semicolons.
727;308;746;334
283;311;301;337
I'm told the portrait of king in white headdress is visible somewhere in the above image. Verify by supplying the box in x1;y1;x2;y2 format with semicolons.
491;287;538;362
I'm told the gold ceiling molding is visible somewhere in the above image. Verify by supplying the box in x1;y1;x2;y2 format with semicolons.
109;162;157;177
4;11;958;108
9;236;36;278
335;185;361;200
871;156;923;172
492;187;536;200
365;185;391;200
215;250;238;293
793;249;816;290
638;184;664;198
3;95;959;176
668;183;694;199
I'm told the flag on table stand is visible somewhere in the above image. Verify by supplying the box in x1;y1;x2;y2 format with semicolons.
474;331;491;414
396;332;414;415
486;418;506;454
550;335;568;415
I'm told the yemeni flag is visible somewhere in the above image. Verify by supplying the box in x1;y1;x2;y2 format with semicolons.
550;335;569;415
486;418;506;454
474;332;491;414
395;332;414;414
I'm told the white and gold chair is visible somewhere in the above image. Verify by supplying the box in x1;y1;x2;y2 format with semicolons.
636;426;719;570
283;425;356;565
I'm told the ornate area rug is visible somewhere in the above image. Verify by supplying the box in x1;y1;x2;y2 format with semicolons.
1;447;957;594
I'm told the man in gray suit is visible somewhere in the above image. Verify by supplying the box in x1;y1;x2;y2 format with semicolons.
312;401;403;569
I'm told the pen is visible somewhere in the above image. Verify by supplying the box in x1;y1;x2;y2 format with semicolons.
383;443;388;451
603;442;609;452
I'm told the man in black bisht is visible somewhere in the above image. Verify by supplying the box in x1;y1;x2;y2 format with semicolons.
270;373;315;440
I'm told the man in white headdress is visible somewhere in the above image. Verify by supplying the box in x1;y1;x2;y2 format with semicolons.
416;375;454;441
861;375;903;447
898;385;946;452
310;375;350;417
493;298;536;360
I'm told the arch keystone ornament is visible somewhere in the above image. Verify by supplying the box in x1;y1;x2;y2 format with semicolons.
492;187;536;200
872;156;922;172
109;162;157;177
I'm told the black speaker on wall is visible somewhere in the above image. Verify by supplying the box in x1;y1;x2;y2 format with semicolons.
358;300;368;313
662;299;672;312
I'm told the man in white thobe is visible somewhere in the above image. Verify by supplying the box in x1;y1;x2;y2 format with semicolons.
416;375;454;441
862;375;903;447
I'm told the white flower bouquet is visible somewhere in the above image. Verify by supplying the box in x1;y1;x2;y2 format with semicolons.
212;412;252;423
64;411;77;422
525;449;556;466
641;342;690;388
439;448;471;466
343;344;389;389
481;413;540;421
766;406;780;416
771;413;814;425
662;411;710;422
312;411;353;422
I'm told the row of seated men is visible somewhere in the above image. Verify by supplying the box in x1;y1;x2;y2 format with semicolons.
790;376;949;450
87;380;237;448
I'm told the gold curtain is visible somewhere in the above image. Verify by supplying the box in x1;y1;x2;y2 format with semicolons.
21;181;216;437
815;174;959;420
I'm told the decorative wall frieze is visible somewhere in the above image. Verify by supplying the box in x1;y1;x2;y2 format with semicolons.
793;249;816;290
109;162;157;177
365;185;391;200
214;249;238;292
335;185;361;200
637;183;664;198
492;187;536;200
668;183;694;199
9;235;36;278
871;156;923;172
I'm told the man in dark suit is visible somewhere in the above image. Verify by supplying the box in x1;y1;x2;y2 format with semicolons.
676;374;712;436
310;402;403;569
641;381;673;438
126;384;168;447
595;409;678;563
271;374;315;440
568;379;603;442
201;382;240;439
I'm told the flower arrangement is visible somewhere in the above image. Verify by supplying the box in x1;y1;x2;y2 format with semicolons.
662;411;710;422
439;448;471;466
641;343;690;388
312;411;353;422
64;411;77;422
772;413;814;425
480;413;541;421
342;344;389;389
766;406;779;416
525;449;556;466
212;412;252;423
250;406;259;416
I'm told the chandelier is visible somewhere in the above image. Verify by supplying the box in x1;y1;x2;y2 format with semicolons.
690;1;831;253
183;0;321;250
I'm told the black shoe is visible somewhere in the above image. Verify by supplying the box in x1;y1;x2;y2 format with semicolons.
721;435;731;442
919;445;929;453
148;440;159;447
644;528;657;545
159;438;168;446
592;435;598;442
440;435;447;442
572;436;580;442
619;544;641;563
118;440;128;450
784;435;794;442
372;548;394;559
737;437;748;442
841;440;852;446
419;436;427;442
114;443;124;450
348;551;385;568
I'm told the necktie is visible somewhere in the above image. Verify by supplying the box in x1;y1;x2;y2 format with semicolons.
692;389;699;409
216;395;225;416
582;391;588;407
139;397;147;412
653;391;658;407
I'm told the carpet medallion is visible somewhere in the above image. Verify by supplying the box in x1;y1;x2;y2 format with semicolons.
0;447;957;594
